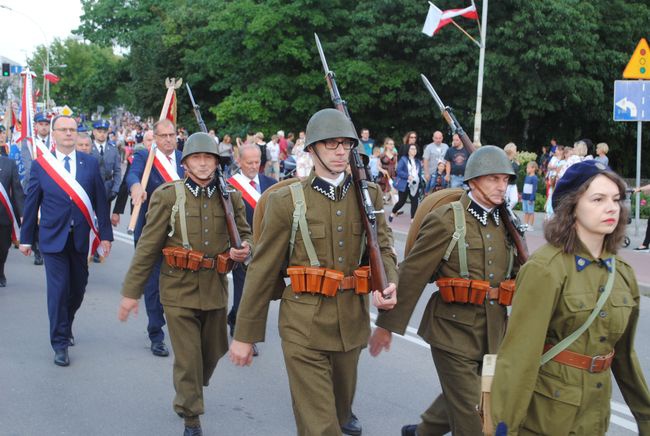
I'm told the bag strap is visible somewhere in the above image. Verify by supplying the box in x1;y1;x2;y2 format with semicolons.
289;182;320;267
169;181;191;250
540;258;616;365
443;201;469;278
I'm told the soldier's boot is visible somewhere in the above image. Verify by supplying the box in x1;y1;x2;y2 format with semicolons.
341;413;362;436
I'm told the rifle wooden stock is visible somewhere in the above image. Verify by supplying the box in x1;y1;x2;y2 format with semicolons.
317;35;389;294
185;83;243;255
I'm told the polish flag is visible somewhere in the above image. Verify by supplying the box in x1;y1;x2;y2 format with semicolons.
43;70;60;84
422;2;478;36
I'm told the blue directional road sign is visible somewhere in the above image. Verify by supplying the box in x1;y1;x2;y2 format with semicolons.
614;80;650;122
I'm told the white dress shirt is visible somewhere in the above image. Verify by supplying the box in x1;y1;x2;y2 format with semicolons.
56;149;77;180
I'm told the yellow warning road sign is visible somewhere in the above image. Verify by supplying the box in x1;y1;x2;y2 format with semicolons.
623;38;650;79
60;105;73;116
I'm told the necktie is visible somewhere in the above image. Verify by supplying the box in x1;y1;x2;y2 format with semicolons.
64;156;71;173
99;144;104;156
167;155;173;164
250;180;260;193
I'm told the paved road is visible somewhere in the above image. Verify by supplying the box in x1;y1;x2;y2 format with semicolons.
0;210;647;435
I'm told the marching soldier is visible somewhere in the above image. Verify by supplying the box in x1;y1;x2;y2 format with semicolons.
370;146;520;436
118;132;252;436
229;108;398;436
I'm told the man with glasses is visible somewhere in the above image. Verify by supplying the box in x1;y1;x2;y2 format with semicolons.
126;119;184;357
230;108;398;436
19;115;113;366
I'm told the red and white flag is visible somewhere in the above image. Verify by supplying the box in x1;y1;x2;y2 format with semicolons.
43;70;60;84
17;70;37;150
422;2;478;36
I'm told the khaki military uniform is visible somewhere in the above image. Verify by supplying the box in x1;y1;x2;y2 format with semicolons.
122;177;252;418
234;174;398;435
376;192;516;435
491;243;650;435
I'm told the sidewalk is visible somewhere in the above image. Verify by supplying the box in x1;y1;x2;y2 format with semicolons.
386;205;650;294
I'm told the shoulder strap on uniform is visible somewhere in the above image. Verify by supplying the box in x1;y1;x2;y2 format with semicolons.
443;201;469;278
540;258;616;365
169;181;191;249
289;182;320;266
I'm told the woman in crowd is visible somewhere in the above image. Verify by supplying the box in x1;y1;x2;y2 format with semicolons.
595;142;610;167
545;145;566;218
490;160;650;435
218;134;234;177
379;137;398;204
399;131;419;158
389;143;422;223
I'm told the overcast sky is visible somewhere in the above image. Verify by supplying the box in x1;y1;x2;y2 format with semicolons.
0;0;83;66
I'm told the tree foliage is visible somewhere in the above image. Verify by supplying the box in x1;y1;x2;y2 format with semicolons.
67;0;650;175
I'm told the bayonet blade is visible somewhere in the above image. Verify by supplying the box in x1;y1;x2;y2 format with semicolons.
420;74;445;113
314;33;330;75
186;83;197;106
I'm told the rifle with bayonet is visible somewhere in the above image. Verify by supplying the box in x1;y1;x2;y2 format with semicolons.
186;84;243;267
314;33;390;296
420;74;529;264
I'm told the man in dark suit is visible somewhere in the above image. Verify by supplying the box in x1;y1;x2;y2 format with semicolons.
227;143;276;355
0;154;24;286
126;119;184;357
19;115;113;366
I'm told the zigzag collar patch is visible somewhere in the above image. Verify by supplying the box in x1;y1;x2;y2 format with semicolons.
185;178;218;198
467;201;500;227
311;175;352;201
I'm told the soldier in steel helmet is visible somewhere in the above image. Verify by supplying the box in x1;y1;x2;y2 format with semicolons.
118;132;252;436
229;108;398;436
370;145;521;436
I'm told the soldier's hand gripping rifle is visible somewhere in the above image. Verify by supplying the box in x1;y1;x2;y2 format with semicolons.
420;74;529;264
186;84;243;262
315;33;390;296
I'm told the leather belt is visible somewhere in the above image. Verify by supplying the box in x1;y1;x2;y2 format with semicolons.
488;287;500;300
543;344;614;373
339;275;357;291
200;257;217;270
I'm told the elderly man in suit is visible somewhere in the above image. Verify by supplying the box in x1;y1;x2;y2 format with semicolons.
226;143;276;355
0;153;24;286
19;115;113;366
126;119;184;357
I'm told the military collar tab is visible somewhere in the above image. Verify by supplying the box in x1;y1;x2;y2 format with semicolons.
311;175;352;201
467;200;500;227
575;255;613;273
184;177;218;198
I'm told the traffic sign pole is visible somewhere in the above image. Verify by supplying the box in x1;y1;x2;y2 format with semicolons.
636;120;642;235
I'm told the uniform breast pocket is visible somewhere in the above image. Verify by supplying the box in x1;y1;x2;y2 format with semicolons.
212;208;227;234
185;207;201;234
563;293;596;331
608;291;635;334
294;223;326;260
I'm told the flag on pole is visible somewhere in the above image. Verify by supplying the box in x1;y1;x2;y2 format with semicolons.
43;70;60;84
17;69;36;147
164;90;177;123
422;2;478;36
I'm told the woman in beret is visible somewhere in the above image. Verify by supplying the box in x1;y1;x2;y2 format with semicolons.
490;160;650;435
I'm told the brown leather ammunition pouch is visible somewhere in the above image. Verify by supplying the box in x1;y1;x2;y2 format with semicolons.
352;266;370;295
216;252;235;274
498;279;516;306
437;277;515;307
162;246;233;274
288;266;370;296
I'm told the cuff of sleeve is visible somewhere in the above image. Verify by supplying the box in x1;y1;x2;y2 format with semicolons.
122;287;143;300
375;314;407;336
232;317;268;344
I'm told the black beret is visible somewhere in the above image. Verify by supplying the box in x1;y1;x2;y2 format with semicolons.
552;160;614;209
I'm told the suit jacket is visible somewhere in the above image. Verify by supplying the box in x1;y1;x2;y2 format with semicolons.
237;174;276;225
90;143;122;198
0;156;24;226
126;148;184;241
20;152;113;253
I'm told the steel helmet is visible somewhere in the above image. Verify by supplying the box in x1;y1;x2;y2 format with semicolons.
304;108;359;149
181;132;220;162
463;145;515;182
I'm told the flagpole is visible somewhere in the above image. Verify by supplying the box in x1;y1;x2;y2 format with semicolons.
450;19;481;48
473;0;488;144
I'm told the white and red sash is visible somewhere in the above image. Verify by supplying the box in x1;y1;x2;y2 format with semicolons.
228;173;260;209
34;143;104;256
0;182;20;244
152;147;180;182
